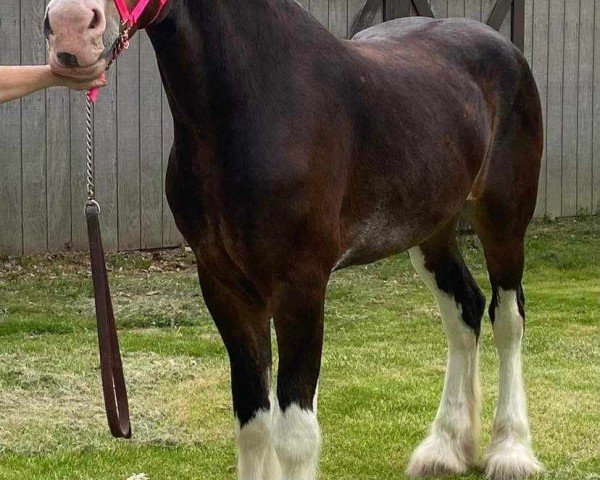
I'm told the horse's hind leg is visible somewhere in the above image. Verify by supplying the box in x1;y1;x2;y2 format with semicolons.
474;231;543;480
470;75;543;478
198;272;280;480
407;221;485;477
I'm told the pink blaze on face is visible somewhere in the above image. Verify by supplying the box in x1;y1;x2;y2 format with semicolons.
45;0;120;79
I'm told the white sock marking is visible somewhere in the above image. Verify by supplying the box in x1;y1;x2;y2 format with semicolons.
236;406;280;480
273;401;320;480
407;248;480;476
485;289;542;479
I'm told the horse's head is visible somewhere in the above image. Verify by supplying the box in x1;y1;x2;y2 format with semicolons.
45;0;120;79
45;0;165;79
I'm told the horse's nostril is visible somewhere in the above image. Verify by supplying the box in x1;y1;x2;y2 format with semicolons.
56;52;80;68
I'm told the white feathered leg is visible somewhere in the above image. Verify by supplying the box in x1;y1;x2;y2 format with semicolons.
484;289;542;480
407;247;482;477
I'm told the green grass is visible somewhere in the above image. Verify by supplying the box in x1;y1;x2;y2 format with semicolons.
0;217;598;480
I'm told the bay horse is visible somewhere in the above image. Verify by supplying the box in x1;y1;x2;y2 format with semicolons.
45;1;544;479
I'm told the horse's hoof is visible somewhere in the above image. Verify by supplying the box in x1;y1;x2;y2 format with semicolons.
484;438;543;480
406;435;472;478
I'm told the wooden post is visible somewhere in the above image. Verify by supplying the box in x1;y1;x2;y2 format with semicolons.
412;0;435;17
511;0;525;51
384;0;411;20
486;0;512;31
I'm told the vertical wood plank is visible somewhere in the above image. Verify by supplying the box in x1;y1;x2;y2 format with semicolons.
523;0;533;64
349;0;366;36
531;0;549;216
310;0;330;27
448;0;465;18
561;0;579;216
348;0;383;37
511;0;525;51
116;35;141;250
412;0;435;16
499;5;512;40
545;0;564;217
0;0;23;256
94;69;119;251
140;33;164;249
20;0;47;254
593;0;600;213
481;0;495;23
329;0;348;37
577;0;595;214
161;87;180;246
484;0;513;40
430;0;448;18
465;0;482;21
386;0;412;19
46;54;72;251
70;90;88;249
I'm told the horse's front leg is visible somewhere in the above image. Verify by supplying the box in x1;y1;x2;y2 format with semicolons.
272;271;328;480
199;272;280;480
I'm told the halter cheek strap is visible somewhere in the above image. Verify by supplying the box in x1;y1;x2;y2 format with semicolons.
114;0;169;27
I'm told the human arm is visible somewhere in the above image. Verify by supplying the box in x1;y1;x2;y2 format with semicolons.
0;65;106;104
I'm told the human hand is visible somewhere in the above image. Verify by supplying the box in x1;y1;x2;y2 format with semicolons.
52;72;107;91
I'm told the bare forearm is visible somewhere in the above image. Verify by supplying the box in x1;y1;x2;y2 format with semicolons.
0;66;60;104
0;65;106;104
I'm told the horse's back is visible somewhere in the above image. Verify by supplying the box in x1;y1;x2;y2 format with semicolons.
351;16;524;83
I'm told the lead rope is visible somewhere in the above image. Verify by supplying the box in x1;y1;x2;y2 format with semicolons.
84;25;133;439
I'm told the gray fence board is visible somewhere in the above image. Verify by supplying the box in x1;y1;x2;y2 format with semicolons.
46;70;71;251
546;0;565;217
431;0;449;17
523;0;533;63
330;0;348;37
311;0;330;26
94;69;119;252
465;0;482;20
594;0;600;213
70;86;88;250
577;0;594;214
117;35;141;251
448;0;465;17
562;0;579;216
532;0;550;216
140;33;164;249
21;0;47;254
0;0;23;256
1;1;599;256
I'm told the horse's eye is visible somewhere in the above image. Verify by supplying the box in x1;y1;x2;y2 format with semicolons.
44;15;53;37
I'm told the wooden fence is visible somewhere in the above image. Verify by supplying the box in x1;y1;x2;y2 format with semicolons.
0;0;598;256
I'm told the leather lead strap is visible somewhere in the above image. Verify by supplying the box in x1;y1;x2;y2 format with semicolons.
86;204;132;439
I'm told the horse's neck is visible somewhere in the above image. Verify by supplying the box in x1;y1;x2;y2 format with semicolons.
149;0;339;131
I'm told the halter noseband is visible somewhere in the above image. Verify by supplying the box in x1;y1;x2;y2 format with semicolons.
87;0;168;102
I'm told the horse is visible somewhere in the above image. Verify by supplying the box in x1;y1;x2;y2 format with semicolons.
44;1;544;479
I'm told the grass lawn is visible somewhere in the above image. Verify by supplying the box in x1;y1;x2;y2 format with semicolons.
0;216;598;480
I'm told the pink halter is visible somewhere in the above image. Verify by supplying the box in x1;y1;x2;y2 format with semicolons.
88;0;168;103
114;0;169;27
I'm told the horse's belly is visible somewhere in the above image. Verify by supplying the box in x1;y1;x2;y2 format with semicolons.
334;209;444;270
